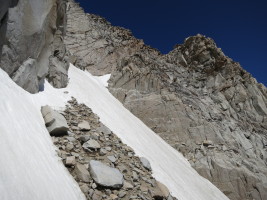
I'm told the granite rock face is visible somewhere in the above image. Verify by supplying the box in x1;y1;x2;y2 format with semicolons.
0;0;69;93
0;0;19;60
53;98;177;200
65;2;267;199
110;35;267;200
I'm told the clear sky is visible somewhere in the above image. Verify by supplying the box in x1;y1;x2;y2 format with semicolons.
76;0;267;86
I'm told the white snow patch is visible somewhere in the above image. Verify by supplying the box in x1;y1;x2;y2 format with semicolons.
0;64;229;200
0;70;84;200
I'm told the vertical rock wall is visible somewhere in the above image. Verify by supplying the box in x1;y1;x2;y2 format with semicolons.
64;2;267;199
0;0;19;60
0;0;69;93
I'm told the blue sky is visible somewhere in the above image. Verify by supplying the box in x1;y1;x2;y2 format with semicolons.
76;0;267;86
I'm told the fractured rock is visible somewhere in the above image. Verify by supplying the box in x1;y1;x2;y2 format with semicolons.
89;160;124;189
82;139;100;151
1;0;68;93
74;163;90;183
78;120;91;131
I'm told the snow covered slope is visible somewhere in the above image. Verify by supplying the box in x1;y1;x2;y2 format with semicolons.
0;70;84;200
0;64;229;200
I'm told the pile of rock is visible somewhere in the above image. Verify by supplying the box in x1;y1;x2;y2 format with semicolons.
49;97;176;200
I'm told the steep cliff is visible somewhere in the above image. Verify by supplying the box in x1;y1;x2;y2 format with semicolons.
0;0;19;59
0;0;69;93
65;1;267;200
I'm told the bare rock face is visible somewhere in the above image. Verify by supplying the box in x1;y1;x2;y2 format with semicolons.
0;0;69;93
64;0;158;76
0;0;19;60
110;35;267;200
65;3;267;199
89;160;124;189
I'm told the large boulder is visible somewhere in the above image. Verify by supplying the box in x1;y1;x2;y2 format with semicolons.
41;105;69;136
89;160;124;189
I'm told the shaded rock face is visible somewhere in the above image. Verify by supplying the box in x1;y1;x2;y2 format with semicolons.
65;2;267;200
64;0;159;76
0;0;69;93
0;0;19;60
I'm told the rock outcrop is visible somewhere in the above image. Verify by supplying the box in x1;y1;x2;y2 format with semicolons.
0;0;69;93
0;0;19;60
64;2;267;199
89;160;124;189
64;0;156;76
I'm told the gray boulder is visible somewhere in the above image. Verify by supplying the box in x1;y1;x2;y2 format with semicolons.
74;163;90;183
78;120;91;131
140;157;152;171
0;0;19;60
97;124;112;135
82;139;100;151
89;160;124;189
41;105;69;136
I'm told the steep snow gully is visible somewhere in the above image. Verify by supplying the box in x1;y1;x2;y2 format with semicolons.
0;64;229;200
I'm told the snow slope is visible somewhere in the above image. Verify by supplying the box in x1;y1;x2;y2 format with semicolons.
0;64;229;200
0;70;84;200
